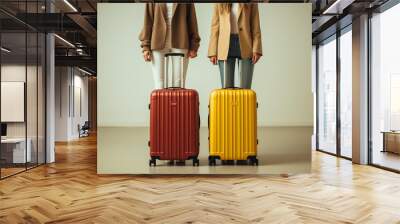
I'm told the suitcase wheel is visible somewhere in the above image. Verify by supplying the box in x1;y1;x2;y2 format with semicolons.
248;157;258;166
222;160;234;165
149;159;157;167
192;158;200;166
208;156;217;166
254;159;259;166
176;160;186;166
236;160;248;165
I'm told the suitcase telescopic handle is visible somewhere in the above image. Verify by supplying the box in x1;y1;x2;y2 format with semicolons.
164;53;185;89
223;57;242;89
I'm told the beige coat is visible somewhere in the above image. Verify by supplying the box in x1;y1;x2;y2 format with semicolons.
208;3;262;60
139;3;200;52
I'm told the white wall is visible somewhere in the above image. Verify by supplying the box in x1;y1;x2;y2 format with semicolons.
55;67;89;141
55;67;70;141
98;3;313;128
1;82;25;122
72;73;89;138
75;75;89;122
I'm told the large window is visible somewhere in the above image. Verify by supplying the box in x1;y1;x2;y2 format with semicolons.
317;36;337;154
340;29;352;158
371;3;400;171
316;25;353;159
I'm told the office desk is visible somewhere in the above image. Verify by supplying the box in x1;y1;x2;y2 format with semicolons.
1;138;32;164
382;131;400;154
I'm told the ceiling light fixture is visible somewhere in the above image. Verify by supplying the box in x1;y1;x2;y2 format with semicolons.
78;67;93;76
63;0;78;12
323;0;344;15
76;48;86;56
54;34;75;48
1;47;11;53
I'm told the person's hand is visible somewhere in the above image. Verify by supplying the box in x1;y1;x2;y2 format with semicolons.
188;50;197;59
209;56;218;65
143;50;152;62
252;53;262;64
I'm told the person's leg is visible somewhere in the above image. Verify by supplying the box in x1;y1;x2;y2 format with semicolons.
218;57;236;88
217;34;240;88
151;50;165;89
239;58;255;89
170;49;189;88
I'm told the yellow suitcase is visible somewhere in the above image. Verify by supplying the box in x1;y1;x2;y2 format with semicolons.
208;88;258;165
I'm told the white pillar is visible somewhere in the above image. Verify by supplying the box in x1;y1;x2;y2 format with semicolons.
45;0;56;163
46;33;55;163
352;14;369;164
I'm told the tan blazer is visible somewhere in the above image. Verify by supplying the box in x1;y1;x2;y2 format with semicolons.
139;3;200;52
208;3;262;60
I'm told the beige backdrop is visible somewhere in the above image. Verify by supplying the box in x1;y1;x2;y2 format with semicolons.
97;3;312;174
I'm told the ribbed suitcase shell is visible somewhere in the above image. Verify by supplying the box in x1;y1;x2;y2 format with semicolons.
149;88;200;160
209;89;257;160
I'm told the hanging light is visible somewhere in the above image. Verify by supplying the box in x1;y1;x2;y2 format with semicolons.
78;67;93;76
54;34;75;48
1;47;11;53
63;0;78;12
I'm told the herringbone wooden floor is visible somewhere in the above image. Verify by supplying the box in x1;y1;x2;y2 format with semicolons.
1;134;400;224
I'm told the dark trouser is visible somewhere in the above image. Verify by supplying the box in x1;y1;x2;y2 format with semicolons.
218;34;254;89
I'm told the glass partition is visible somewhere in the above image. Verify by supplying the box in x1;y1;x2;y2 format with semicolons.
27;31;38;169
0;1;46;179
0;31;28;178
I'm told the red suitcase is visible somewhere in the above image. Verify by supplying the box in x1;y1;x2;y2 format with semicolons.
149;53;200;166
